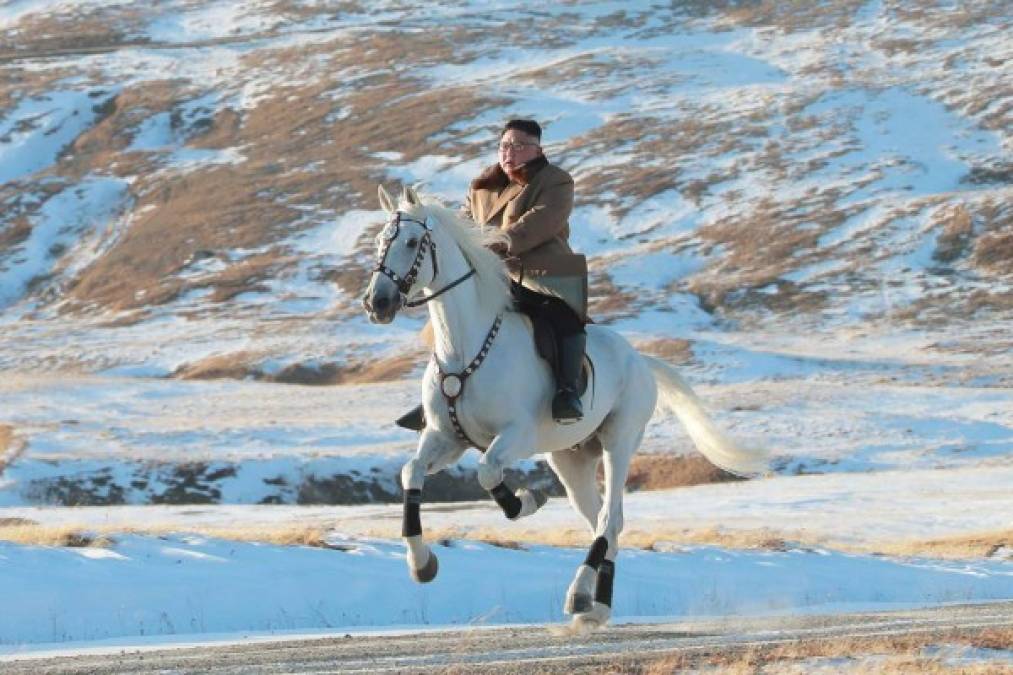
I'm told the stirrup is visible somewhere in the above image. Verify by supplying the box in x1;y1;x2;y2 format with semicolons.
395;404;426;431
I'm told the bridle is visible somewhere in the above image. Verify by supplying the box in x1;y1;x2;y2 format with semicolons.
370;209;502;450
372;211;476;308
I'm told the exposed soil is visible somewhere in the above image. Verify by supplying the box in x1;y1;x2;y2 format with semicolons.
0;425;25;475
172;350;425;385
14;450;739;507
624;453;741;490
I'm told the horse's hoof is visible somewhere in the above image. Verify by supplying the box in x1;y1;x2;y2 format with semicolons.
410;551;439;583
565;592;593;615
515;489;547;519
572;603;610;630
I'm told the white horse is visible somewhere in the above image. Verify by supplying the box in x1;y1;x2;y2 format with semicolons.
362;185;767;628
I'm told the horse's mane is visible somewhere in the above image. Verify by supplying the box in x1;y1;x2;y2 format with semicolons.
399;194;512;315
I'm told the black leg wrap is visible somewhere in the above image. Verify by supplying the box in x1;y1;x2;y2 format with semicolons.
490;483;521;520
402;489;422;537
594;559;615;607
584;536;608;569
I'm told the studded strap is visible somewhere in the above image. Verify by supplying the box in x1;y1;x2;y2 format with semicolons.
373;213;435;297
436;314;502;450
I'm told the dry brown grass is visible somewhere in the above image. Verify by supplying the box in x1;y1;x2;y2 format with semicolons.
568;114;748;221
873;37;925;57
5;517;1009;566
0;424;13;455
893;187;1013;313
389;525;796;555
891;1;1013;30
973;231;1013;275
282;350;421;385
688;192;847;314
714;0;870;31
172;351;262;381
588;269;641;321
0;524;114;548
643;627;1013;674
31;25;508;314
878;530;1012;561
359;526;1013;563
0;218;32;249
1;0;1007;339
932;203;975;264
0;424;25;474
0;10;136;60
633;337;694;365
173;349;424;384
920;198;1013;280
200;525;333;548
0;522;336;549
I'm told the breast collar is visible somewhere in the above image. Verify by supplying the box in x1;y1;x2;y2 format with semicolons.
435;314;502;450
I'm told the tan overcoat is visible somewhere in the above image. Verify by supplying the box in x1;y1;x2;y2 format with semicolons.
465;161;587;319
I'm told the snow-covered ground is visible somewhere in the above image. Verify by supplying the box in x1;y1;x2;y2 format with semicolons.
1;451;1010;650
1;490;1011;651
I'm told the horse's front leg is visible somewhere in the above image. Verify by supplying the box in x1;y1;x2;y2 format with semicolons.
476;422;546;520
401;428;466;583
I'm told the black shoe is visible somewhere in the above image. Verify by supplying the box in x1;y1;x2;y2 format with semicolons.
552;387;583;423
395;404;426;431
552;332;586;424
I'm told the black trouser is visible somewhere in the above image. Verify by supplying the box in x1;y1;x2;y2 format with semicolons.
510;282;584;338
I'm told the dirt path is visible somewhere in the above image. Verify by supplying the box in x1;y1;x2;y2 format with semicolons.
3;602;1010;674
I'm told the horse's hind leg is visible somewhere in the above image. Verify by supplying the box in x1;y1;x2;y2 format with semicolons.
567;419;646;628
548;438;603;531
401;429;466;583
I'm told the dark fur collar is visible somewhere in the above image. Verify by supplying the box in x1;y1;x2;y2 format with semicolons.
470;155;549;191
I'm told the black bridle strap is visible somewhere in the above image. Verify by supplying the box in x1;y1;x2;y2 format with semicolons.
373;213;437;294
404;268;476;308
373;211;477;308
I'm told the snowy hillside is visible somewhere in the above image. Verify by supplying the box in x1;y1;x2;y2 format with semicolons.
1;0;1011;504
1;0;1009;368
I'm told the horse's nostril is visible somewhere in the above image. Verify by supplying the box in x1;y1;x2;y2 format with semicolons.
374;295;390;311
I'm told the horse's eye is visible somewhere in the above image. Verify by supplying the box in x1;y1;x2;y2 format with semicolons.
406;238;419;249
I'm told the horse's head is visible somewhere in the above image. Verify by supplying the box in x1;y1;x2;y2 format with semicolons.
362;184;438;324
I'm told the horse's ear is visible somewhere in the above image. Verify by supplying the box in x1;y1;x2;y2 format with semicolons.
377;185;396;214
402;184;420;206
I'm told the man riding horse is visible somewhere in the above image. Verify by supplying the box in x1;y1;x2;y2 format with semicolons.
397;119;588;430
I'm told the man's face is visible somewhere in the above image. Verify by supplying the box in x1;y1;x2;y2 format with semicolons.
498;129;542;175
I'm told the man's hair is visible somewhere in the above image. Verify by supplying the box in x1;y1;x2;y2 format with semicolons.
501;119;542;140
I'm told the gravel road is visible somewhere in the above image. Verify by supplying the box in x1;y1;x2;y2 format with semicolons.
3;601;1010;674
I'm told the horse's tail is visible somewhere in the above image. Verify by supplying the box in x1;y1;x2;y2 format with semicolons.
642;354;768;478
